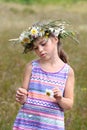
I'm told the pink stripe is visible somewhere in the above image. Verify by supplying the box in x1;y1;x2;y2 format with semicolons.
13;126;35;130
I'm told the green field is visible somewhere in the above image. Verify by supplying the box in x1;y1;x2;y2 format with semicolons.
0;1;87;130
0;0;87;4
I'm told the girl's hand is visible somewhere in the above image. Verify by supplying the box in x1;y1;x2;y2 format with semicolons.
53;87;62;101
16;88;28;104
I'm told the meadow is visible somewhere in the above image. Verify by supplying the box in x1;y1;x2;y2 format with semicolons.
0;0;87;4
0;1;87;130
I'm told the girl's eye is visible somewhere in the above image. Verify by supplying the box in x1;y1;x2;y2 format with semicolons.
41;40;48;46
33;39;48;50
41;43;46;46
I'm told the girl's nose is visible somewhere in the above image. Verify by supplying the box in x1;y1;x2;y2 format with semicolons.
38;46;43;52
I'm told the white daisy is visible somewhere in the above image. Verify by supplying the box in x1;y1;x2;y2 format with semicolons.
19;31;29;42
39;29;45;37
49;27;54;33
45;89;54;98
53;29;61;36
30;27;39;37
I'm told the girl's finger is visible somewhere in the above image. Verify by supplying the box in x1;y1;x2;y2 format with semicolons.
16;94;24;99
18;88;28;95
16;90;24;96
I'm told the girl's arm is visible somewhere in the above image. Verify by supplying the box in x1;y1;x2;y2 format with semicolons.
53;67;75;110
16;62;32;104
22;62;32;90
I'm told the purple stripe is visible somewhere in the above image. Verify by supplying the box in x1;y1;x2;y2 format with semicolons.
32;69;67;79
25;98;63;111
14;118;64;130
20;107;64;119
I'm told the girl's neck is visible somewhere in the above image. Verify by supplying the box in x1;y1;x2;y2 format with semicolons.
39;56;65;73
40;55;62;65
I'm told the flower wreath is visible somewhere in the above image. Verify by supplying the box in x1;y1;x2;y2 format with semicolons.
9;20;79;53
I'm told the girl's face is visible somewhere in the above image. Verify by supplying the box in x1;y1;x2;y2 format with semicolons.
33;36;58;60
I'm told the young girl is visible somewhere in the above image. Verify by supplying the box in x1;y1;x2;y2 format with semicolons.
11;20;76;130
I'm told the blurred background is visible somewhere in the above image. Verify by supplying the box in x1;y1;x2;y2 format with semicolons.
0;0;87;129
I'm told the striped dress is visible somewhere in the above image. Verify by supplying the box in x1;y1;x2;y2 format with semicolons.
13;60;70;130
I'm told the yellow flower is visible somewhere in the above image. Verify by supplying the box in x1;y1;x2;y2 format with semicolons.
20;38;30;45
23;37;30;43
30;27;38;36
45;35;48;39
45;32;49;36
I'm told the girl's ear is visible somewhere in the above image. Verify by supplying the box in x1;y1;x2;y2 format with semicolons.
55;36;58;44
51;36;58;44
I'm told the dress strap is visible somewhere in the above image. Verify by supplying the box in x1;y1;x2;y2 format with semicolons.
63;63;70;81
32;60;39;68
31;60;40;74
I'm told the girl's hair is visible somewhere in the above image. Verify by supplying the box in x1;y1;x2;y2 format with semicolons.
57;36;68;63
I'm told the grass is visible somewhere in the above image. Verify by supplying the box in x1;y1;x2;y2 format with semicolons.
0;0;87;5
0;1;87;130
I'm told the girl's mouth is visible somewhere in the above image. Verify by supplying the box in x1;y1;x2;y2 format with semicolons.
40;53;46;57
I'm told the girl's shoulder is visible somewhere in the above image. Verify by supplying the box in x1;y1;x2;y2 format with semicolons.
24;61;32;74
66;64;74;77
25;59;39;71
64;64;75;86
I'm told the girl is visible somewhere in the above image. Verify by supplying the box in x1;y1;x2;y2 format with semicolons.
11;20;76;130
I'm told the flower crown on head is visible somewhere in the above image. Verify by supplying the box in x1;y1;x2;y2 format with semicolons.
9;20;79;53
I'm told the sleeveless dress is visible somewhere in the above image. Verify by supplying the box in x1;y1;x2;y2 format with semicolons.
13;60;70;130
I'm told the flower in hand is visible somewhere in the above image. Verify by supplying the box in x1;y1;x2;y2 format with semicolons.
16;88;28;104
53;87;62;100
45;89;54;98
